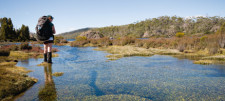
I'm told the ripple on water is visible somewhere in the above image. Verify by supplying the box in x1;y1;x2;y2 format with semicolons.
15;46;225;101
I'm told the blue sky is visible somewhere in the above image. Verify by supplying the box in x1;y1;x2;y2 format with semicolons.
0;0;225;34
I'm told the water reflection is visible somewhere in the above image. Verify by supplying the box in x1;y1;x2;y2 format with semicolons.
20;59;29;65
15;46;225;100
38;64;57;101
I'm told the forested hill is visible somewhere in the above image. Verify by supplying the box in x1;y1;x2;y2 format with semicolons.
57;27;92;39
58;16;225;39
92;16;225;38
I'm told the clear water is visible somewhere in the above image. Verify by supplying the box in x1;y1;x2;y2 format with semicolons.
66;39;75;42
15;45;225;101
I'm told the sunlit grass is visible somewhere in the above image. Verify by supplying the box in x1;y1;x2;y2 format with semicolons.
9;51;58;60
52;72;64;77
0;61;37;100
194;60;214;65
95;45;182;60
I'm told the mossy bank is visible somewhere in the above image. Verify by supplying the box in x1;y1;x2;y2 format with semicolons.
0;61;37;101
95;45;225;65
0;43;59;100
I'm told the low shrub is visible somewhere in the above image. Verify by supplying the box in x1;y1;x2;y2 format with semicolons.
207;35;219;55
0;49;10;56
30;45;43;53
9;45;19;51
60;40;68;43
176;32;185;38
52;48;59;53
177;44;185;52
75;36;87;41
54;36;64;44
70;40;89;47
134;39;144;47
19;43;32;50
200;36;208;42
112;37;136;46
89;39;98;45
97;37;112;47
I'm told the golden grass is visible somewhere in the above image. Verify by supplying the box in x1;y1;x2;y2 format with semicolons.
52;72;64;77
9;51;58;59
194;60;214;65
37;62;49;66
0;62;17;67
95;45;225;65
0;62;37;100
202;55;225;61
95;45;154;60
95;45;182;60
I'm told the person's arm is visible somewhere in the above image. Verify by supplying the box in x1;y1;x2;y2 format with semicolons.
52;26;56;34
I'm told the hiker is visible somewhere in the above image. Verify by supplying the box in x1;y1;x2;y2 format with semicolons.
43;15;56;63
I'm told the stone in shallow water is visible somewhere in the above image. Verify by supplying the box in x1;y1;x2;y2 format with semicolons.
37;62;50;66
52;72;64;77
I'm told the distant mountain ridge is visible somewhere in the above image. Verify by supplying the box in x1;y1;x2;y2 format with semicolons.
57;28;92;39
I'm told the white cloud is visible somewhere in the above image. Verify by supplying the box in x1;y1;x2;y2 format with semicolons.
185;15;207;19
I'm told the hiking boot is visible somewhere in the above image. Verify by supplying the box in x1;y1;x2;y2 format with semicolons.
47;52;52;63
44;53;47;62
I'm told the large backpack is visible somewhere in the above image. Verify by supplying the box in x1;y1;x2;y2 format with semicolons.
35;16;53;41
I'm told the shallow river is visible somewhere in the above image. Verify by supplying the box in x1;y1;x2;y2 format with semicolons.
15;45;225;101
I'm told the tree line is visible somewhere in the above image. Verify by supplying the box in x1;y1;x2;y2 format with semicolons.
91;16;225;38
0;17;30;42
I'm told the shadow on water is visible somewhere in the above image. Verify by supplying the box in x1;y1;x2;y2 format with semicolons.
38;64;57;101
89;71;105;96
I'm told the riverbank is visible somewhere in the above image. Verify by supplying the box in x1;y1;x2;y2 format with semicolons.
12;43;225;100
0;43;59;100
0;60;37;101
69;34;225;65
94;45;180;60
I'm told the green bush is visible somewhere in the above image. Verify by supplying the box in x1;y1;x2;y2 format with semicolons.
176;32;185;38
112;37;136;46
75;36;87;41
19;43;32;50
54;36;64;44
200;36;208;42
0;49;10;56
97;37;112;47
89;39;98;45
70;40;89;47
61;40;68;43
9;45;19;51
135;39;144;47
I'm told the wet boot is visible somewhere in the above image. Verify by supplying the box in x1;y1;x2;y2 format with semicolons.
44;53;47;62
47;52;52;63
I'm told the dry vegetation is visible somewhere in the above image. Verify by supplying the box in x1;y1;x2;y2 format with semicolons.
0;61;37;100
71;33;221;54
0;43;59;60
70;24;225;64
0;43;59;100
